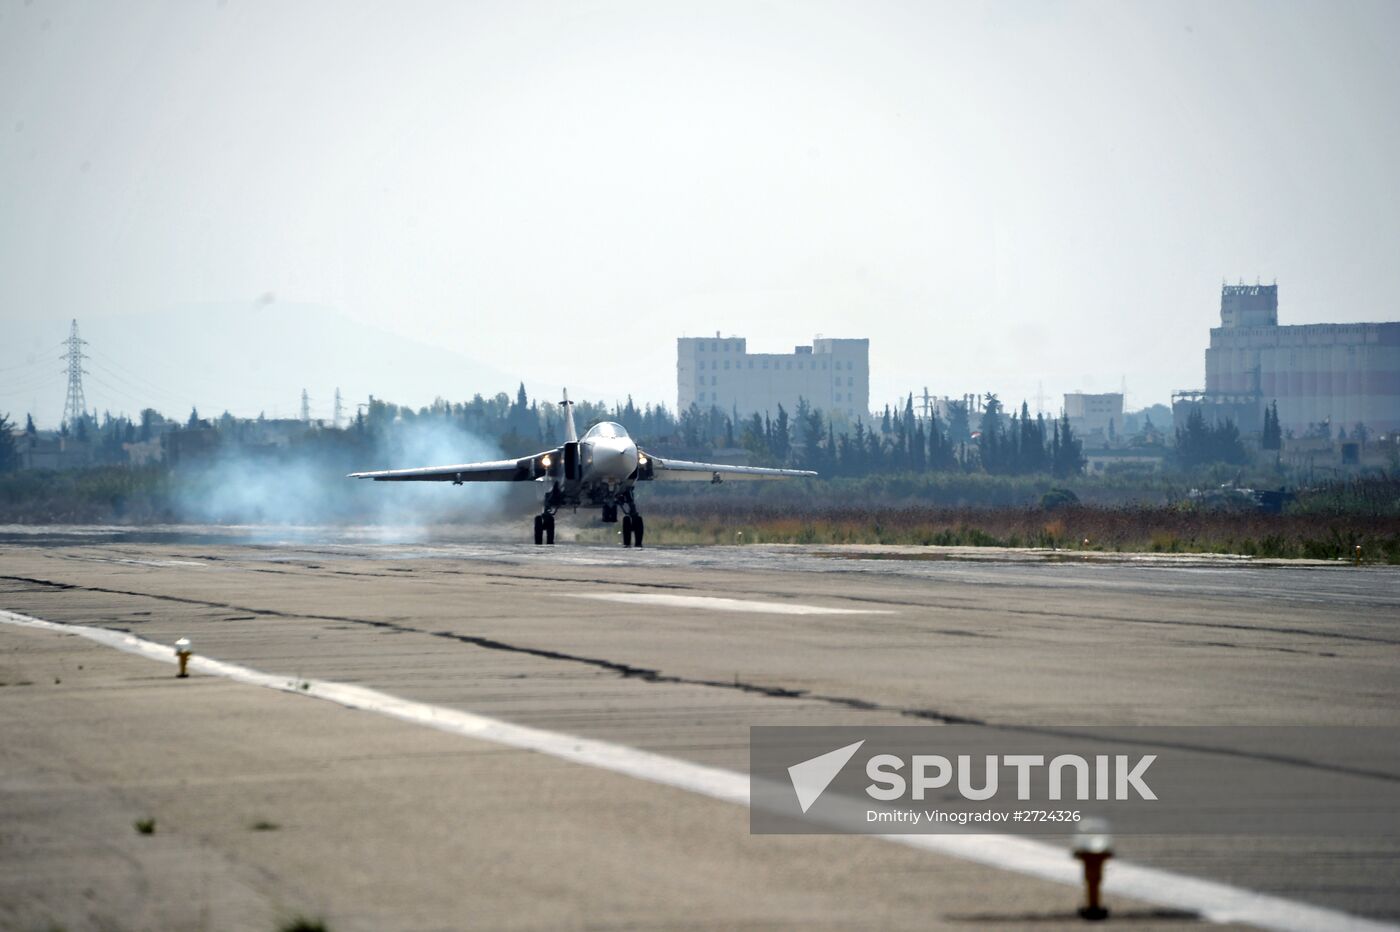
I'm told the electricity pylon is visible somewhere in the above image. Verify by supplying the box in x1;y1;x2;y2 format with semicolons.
61;319;88;427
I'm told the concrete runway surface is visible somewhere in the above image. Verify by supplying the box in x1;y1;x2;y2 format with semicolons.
2;526;1398;931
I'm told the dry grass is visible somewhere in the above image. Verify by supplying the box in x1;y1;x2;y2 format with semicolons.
617;503;1400;563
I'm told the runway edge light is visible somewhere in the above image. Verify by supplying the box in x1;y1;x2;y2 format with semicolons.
1072;817;1113;921
174;637;193;679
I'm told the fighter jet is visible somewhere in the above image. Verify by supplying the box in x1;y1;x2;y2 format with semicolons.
348;391;816;546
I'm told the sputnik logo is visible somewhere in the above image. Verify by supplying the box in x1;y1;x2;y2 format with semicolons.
788;740;865;813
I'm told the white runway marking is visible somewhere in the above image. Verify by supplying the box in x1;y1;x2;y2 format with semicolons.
115;559;207;567
0;608;1389;932
566;593;895;615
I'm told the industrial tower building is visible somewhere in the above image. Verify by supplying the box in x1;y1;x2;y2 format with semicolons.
1174;284;1400;436
678;334;870;423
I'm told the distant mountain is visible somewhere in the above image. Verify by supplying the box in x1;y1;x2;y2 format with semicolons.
1;303;548;427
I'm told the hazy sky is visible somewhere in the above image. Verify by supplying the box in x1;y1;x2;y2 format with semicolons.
3;0;1398;422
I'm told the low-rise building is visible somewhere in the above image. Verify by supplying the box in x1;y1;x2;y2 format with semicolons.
1084;448;1167;475
1064;392;1124;444
678;333;870;423
18;433;93;471
162;426;221;466
121;438;164;466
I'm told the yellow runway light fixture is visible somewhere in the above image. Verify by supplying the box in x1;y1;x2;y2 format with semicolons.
1072;817;1113;921
174;638;193;678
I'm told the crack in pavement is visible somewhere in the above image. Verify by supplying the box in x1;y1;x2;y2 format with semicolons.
0;573;984;725
4;573;1399;783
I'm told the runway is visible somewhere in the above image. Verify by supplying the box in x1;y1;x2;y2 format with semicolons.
3;528;1398;930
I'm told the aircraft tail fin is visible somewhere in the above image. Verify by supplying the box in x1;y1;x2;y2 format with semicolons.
560;389;577;443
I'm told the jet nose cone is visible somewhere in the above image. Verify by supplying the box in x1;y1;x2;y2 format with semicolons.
593;441;637;479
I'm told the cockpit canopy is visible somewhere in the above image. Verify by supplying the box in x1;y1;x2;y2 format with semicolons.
583;421;630;441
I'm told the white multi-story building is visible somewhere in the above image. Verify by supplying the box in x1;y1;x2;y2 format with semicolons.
1064;392;1125;443
678;333;870;422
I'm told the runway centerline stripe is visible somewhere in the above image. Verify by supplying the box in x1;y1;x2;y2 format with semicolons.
565;593;896;615
1;608;1388;932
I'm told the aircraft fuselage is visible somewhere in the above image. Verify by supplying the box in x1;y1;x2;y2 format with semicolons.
540;422;647;514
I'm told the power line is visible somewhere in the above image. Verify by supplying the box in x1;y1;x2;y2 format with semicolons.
83;345;238;418
86;344;230;398
86;358;198;412
84;370;176;416
0;357;51;374
0;367;65;394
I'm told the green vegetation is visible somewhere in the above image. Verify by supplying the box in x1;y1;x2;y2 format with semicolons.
0;464;174;523
1039;487;1080;510
133;818;156;835
1287;477;1400;516
1261;401;1283;452
0;413;18;473
1174;408;1247;467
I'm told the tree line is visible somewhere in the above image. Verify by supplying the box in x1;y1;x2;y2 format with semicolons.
5;385;1089;478
714;393;1085;478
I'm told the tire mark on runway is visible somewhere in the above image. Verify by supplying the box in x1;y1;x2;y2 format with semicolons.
1198;639;1339;658
469;568;1400;646
481;571;699;592
785;589;1400;646
998;606;1400;646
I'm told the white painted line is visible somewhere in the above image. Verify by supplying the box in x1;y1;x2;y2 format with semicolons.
0;608;1390;932
565;593;895;615
115;559;208;567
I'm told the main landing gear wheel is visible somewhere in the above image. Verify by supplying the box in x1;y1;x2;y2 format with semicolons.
533;515;544;545
533;514;555;545
621;514;645;548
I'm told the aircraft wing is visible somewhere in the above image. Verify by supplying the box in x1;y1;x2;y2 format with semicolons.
641;453;817;482
348;453;543;482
